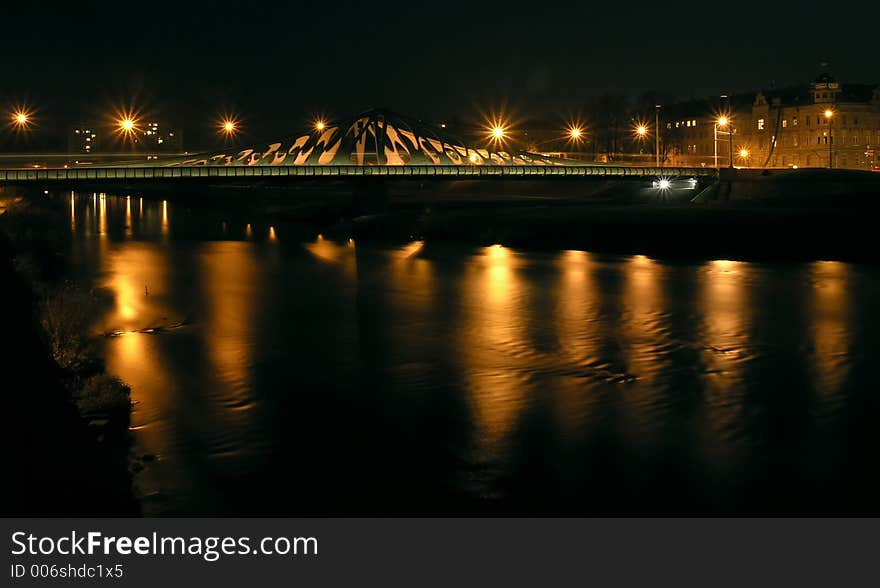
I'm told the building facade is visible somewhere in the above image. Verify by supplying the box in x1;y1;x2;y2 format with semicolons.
662;68;880;170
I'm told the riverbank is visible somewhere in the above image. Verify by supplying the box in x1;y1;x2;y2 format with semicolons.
184;168;880;262
3;195;139;516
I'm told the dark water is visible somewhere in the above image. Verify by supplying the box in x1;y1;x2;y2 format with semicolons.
66;193;880;515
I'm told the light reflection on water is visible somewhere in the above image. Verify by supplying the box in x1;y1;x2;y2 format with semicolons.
63;193;880;515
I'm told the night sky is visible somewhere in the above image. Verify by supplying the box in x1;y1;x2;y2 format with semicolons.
2;0;877;146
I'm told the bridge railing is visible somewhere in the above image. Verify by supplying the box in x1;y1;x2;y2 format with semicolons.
0;165;717;183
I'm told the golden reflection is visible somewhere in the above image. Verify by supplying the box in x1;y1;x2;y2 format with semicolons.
459;245;530;460
98;193;107;238
306;236;353;263
699;258;751;454
245;223;252;239
125;196;132;239
268;226;277;242
103;244;170;329
199;242;261;427
139;197;143;218
809;261;851;398
161;200;169;238
70;192;76;232
101;244;176;507
393;240;424;260
618;254;671;441
552;249;600;431
622;254;666;382
701;259;749;375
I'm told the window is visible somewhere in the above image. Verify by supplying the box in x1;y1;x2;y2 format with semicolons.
782;119;788;127
793;116;799;126
758;118;765;130
806;116;810;126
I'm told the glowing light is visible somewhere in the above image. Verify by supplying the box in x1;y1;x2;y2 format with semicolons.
739;148;750;159
824;109;833;119
221;119;237;134
568;126;583;140
491;126;505;139
314;120;326;132
10;108;33;129
113;109;142;140
717;116;729;127
635;124;648;138
658;179;671;190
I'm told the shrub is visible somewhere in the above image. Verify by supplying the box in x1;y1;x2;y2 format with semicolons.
39;283;99;371
76;374;131;417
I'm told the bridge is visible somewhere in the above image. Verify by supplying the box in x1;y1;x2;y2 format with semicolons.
0;109;717;186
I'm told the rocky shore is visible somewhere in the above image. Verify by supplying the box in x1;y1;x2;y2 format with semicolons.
3;194;138;516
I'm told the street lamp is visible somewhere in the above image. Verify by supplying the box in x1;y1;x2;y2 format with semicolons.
314;120;326;132
568;126;583;140
714;115;731;170
738;148;750;167
11;109;33;130
824;108;834;169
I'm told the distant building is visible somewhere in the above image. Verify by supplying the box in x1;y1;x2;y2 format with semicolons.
138;121;183;152
67;121;183;154
68;124;101;154
661;65;880;170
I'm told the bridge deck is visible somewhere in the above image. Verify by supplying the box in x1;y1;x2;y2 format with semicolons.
0;165;716;184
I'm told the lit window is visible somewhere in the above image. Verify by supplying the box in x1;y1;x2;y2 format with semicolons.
782;119;787;127
758;118;765;130
793;117;798;126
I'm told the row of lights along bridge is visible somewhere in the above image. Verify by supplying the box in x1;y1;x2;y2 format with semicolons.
6;106;839;167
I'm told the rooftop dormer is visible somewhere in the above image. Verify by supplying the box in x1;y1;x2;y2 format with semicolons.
812;61;841;104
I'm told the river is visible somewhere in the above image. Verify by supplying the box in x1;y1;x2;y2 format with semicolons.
65;192;880;515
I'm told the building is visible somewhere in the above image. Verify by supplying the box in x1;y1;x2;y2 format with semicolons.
67;121;183;154
68;124;101;155
660;65;880;170
138;121;182;152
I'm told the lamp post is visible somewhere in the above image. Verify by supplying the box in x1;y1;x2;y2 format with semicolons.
654;105;661;167
713;114;734;170
824;109;834;169
724;95;733;168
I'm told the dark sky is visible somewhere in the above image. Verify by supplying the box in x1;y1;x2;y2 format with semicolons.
2;0;877;146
